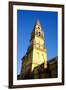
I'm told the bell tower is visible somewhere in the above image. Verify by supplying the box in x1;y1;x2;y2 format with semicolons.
20;20;47;79
30;20;47;70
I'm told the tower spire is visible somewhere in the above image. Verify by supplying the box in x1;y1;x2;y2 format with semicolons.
36;19;41;26
30;20;44;41
33;20;42;32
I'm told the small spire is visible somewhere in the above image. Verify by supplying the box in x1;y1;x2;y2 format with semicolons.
34;20;41;29
32;20;42;33
36;20;41;26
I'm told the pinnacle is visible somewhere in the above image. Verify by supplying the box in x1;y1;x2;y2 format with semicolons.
36;20;41;26
32;20;42;32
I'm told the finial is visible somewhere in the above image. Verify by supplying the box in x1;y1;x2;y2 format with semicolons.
36;20;41;26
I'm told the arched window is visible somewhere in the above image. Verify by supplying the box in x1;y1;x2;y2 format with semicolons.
39;32;40;36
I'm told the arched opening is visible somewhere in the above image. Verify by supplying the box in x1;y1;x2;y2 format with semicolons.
39;32;40;36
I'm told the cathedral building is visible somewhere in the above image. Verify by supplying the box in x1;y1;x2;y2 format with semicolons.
19;20;57;79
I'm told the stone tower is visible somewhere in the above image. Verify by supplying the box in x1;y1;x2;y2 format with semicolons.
20;20;47;79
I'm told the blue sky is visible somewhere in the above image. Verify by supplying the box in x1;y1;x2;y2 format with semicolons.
17;10;58;74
